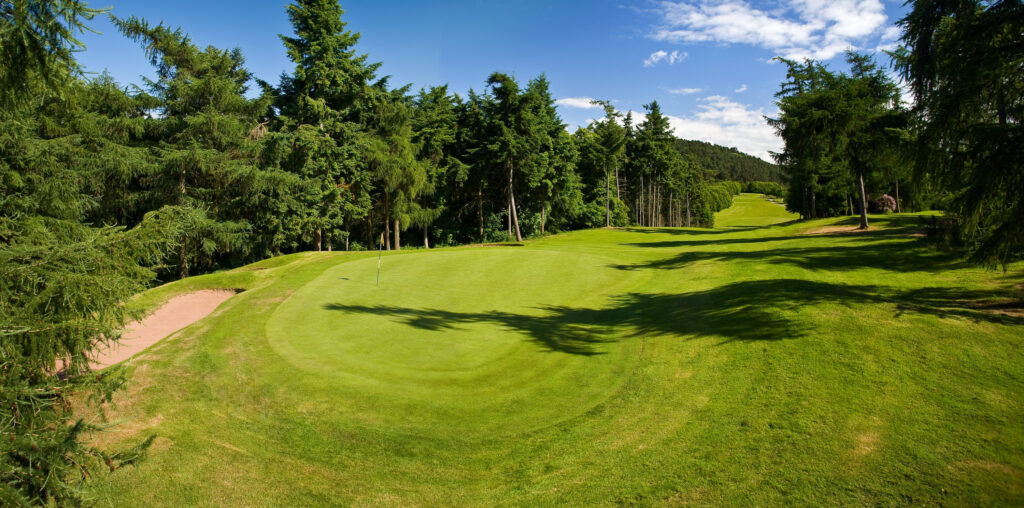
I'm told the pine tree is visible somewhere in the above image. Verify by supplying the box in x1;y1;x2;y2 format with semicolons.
896;0;1024;266
411;85;462;248
115;16;259;276
365;93;427;250
590;102;626;227
275;0;381;251
2;3;176;504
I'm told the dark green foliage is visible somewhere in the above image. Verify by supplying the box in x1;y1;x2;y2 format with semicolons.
673;139;782;183
768;54;906;226
274;0;381;252
896;0;1024;267
1;4;181;504
744;181;785;197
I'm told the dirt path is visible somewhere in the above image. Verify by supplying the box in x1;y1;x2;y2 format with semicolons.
92;289;237;369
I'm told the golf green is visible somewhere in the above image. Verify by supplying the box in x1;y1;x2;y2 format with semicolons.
265;248;647;437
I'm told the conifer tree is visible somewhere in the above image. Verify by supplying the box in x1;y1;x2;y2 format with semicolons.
896;0;1023;266
1;3;175;504
591;102;626;227
366;93;427;250
411;85;462;247
276;0;380;251
115;16;260;276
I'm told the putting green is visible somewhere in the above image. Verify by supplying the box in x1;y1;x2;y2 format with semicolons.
265;248;647;437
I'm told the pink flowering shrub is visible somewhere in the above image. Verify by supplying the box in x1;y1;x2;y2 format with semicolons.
878;194;897;213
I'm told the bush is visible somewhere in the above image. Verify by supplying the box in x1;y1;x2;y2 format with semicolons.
744;181;785;197
707;184;734;212
721;181;742;195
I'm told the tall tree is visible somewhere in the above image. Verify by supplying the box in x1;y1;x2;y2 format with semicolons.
769;54;904;227
896;0;1024;266
276;0;380;251
1;3;175;504
590;102;626;227
115;16;258;276
482;73;533;242
365;93;427;250
412;85;462;248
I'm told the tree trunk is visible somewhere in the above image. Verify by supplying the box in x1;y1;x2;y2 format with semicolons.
685;193;692;228
394;219;401;250
507;201;512;239
605;171;611;227
811;191;817;219
478;184;484;241
179;169;186;202
669;191;674;228
541;204;546;234
327;241;332;252
639;174;644;226
509;163;522;242
895;179;901;213
847;195;853;216
802;185;808;220
179;242;188;279
424;225;430;249
384;194;392;250
315;228;322;252
615;166;620;200
858;172;869;229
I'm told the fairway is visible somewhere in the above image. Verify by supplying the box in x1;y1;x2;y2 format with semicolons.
89;194;1024;506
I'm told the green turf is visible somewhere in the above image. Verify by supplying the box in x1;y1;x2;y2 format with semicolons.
88;193;1024;506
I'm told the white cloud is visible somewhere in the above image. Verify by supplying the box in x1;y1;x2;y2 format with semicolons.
651;0;893;60
734;84;748;92
645;50;668;67
644;49;687;67
554;97;601;109
626;95;781;162
875;25;902;52
668;87;702;95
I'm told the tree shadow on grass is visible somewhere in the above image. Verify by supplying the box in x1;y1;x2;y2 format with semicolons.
324;279;1023;355
613;236;960;274
620;216;926;249
619;226;763;236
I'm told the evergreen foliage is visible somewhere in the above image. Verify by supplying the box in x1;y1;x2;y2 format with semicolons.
672;139;782;183
768;53;906;226
896;0;1024;267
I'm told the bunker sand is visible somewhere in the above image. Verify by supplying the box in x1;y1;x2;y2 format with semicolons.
92;289;236;369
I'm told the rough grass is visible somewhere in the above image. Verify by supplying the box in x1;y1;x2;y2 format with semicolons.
87;193;1024;506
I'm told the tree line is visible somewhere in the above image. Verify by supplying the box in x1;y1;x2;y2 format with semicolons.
768;0;1021;266
5;0;751;284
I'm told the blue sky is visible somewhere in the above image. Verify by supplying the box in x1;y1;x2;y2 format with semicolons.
76;0;910;161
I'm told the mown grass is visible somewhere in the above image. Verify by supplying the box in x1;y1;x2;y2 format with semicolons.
87;193;1023;506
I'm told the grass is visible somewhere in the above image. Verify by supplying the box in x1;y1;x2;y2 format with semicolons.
87;193;1024;506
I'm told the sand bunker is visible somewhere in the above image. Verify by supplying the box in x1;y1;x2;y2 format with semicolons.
92;289;237;369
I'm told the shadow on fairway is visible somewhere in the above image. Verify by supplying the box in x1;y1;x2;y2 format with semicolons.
620;226;764;236
621;216;926;249
324;279;1023;355
614;237;959;275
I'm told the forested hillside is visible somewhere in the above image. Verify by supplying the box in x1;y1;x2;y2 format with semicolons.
673;139;782;183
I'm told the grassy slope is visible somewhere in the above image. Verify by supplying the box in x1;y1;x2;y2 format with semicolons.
88;194;1024;506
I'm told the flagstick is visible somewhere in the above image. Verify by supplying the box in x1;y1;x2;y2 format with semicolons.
376;232;383;287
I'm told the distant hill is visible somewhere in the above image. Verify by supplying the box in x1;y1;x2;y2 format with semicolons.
673;139;782;183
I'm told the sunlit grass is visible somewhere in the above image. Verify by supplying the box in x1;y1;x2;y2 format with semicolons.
88;195;1023;506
